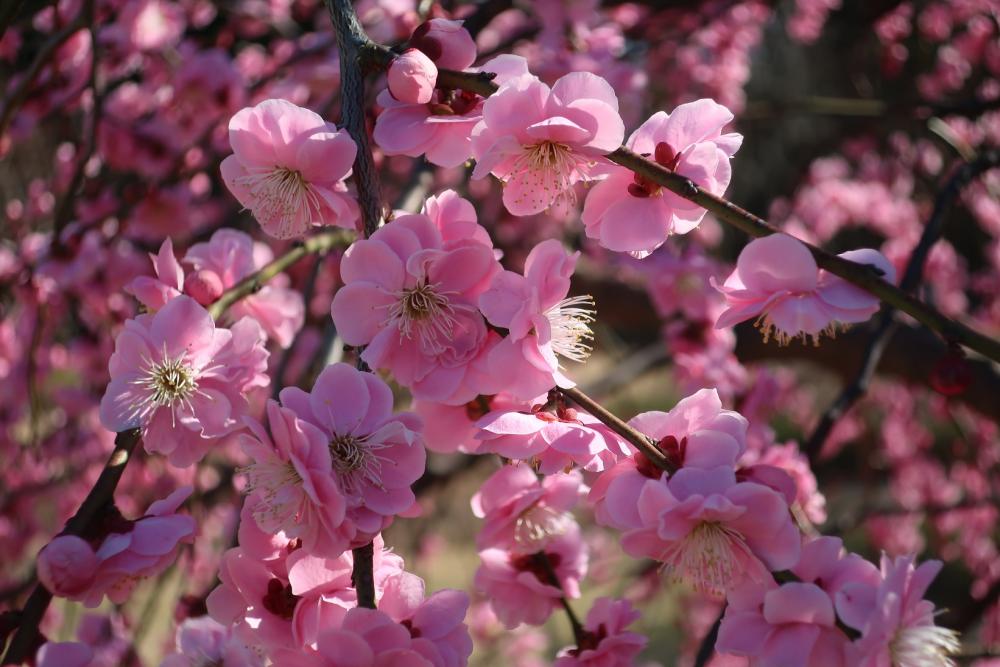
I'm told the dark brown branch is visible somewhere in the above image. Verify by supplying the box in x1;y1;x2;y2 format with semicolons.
803;149;1000;458
2;429;141;665
693;606;725;667
350;542;377;609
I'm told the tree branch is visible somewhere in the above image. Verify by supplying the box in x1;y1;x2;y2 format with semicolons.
693;606;725;667
2;429;141;665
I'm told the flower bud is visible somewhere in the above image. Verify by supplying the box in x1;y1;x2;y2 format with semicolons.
37;535;98;597
388;48;438;104
184;269;224;305
410;18;477;70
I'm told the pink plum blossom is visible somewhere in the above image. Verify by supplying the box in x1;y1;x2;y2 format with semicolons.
221;99;360;239
240;400;352;558
474;526;588;628
408;19;477;70
330;214;501;403
850;555;960;667
39;487;196;607
594;465;800;596
475;403;631;474
478;240;596;399
554;597;647;667
99;295;269;467
472;465;584;553
582;99;743;257
161;616;264;667
388;49;438;104
420;189;495;251
717;579;853;667
714;234;896;345
379;572;474;667
125;237;184;311
470;71;625;215
374;55;530;168
411;391;528;454
278;363;425;543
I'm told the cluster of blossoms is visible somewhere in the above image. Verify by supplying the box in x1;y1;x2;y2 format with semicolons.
4;1;995;666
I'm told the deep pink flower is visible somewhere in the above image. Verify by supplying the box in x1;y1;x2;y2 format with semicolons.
791;537;881;630
221;99;359;239
714;234;896;345
388;49;438;104
409;19;477;70
554;597;647;667
474;526;588;628
100;296;269;467
479;240;596;399
851;555;960;667
470;71;625;215
412;392;528;454
374;55;529;169
161;616;264;667
330;214;501;404
582;99;742;257
279;363;425;543
476;404;631;474
240;400;352;558
472;466;583;553
601;466;800;596
379;572;474;667
421;189;495;251
717;579;853;667
37;535;99;598
125;237;183;311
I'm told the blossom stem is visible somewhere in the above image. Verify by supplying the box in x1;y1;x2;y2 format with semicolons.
207;229;353;320
2;429;142;665
530;552;586;646
559;386;676;473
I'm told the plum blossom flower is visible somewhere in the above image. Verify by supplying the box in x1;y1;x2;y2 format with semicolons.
330;214;501;403
221;99;359;239
374;55;530;168
850;555;960;667
582;99;743;257
279;363;425;542
100;296;269;467
479;240;596;399
470;71;625;215
408;19;477;70
554;597;647;667
125;237;184;311
412;391;528;454
379;572;474;667
38;487;196;607
161;616;264;667
717;580;853;667
475;525;588;628
594;465;800;596
240;400;352;558
388;49;438;104
713;234;896;345
472;466;584;553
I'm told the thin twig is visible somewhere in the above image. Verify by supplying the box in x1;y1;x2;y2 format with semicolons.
2;429;142;665
693;606;725;667
803;149;1000;459
532;552;586;646
559;386;675;473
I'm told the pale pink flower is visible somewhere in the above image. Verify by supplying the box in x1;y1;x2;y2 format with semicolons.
409;19;477;70
100;296;269;467
379;572;474;667
600;466;800;596
374;55;530;169
421;189;495;251
472;466;584;553
713;234;896;345
161;616;264;667
330;214;501;403
474;526;588;628
186;229;306;348
471;71;625;216
412;392;528;454
37;535;99;598
279;363;425;542
388;49;438;104
791;537;881;631
240;400;352;558
36;642;94;667
221;99;359;239
582;99;742;257
125;237;184;311
717;579;853;667
554;597;647;667
479;240;596;399
851;555;960;667
475;404;631;474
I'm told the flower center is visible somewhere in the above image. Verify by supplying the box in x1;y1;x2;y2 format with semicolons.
386;281;464;354
514;503;574;552
235;166;321;237
130;347;200;424
889;624;960;667
506;141;594;211
545;295;596;364
659;520;754;597
330;434;390;494
262;577;300;621
242;460;303;534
